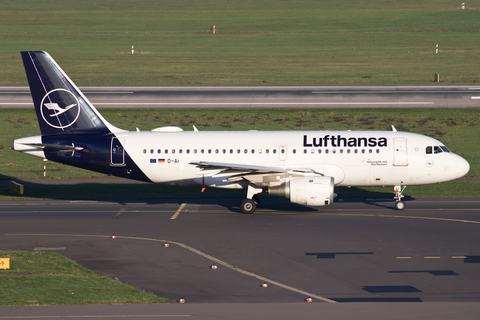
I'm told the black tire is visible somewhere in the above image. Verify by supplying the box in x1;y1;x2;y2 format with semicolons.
395;201;406;210
240;199;257;214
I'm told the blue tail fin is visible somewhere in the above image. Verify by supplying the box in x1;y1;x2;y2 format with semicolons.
21;51;120;136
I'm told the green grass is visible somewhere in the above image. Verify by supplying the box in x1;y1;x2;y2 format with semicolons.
0;0;479;86
2;108;479;182
0;251;170;305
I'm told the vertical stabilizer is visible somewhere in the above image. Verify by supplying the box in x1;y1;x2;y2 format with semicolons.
21;51;124;135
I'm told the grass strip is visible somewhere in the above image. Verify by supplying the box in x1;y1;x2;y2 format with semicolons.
0;251;170;305
0;0;479;86
2;108;479;180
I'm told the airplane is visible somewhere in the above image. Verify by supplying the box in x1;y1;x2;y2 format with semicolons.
12;51;470;213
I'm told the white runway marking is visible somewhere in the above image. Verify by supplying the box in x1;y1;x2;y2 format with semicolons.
93;102;435;106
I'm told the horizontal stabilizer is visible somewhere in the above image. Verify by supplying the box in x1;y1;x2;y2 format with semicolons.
20;143;84;151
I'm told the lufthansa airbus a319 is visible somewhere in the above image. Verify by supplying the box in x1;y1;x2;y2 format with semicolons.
12;51;470;213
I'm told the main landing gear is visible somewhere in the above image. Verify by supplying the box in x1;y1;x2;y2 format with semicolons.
240;185;262;214
394;185;406;210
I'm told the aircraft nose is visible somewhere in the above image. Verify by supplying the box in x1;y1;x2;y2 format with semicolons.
455;156;470;179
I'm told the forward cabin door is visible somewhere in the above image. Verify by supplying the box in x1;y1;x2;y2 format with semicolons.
393;137;408;166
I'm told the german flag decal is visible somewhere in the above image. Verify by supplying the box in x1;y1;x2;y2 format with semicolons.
158;159;166;163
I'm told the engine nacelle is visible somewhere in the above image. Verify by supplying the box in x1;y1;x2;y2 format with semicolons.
269;176;334;206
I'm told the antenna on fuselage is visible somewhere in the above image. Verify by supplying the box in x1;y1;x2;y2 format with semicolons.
391;125;397;132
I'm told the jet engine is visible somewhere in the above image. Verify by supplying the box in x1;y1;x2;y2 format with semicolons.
269;176;334;206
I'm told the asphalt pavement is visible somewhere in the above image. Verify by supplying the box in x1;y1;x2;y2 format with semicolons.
1;197;480;319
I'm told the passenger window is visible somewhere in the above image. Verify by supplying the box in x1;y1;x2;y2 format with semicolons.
150;149;154;154
369;149;372;154
273;149;277;154
230;149;233;154
376;149;380;154
266;149;269;154
186;149;190;154
165;149;168;154
347;149;350;154
354;149;358;154
244;149;248;154
325;149;329;154
293;149;296;154
340;149;343;154
237;149;240;154
208;149;212;154
179;149;183;154
143;149;146;154
194;149;197;154
157;149;161;154
251;149;255;154
201;149;204;154
318;149;322;154
172;149;175;154
303;149;307;154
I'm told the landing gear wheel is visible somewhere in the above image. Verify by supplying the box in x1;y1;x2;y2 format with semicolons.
393;185;406;211
395;201;406;210
240;199;257;214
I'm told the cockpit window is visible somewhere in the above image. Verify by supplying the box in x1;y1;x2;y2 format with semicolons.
426;145;451;154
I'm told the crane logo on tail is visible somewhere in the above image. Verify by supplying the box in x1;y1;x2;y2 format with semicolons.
40;89;81;129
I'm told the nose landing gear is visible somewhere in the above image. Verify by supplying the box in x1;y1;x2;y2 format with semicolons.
394;185;406;210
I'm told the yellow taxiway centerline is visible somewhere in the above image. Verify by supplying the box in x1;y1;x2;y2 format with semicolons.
171;203;187;220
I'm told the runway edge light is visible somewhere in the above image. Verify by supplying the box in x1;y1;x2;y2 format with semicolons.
0;258;10;270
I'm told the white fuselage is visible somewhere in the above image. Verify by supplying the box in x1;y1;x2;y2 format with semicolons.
115;129;469;189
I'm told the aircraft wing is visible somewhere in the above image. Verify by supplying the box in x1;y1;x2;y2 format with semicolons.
189;161;287;174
